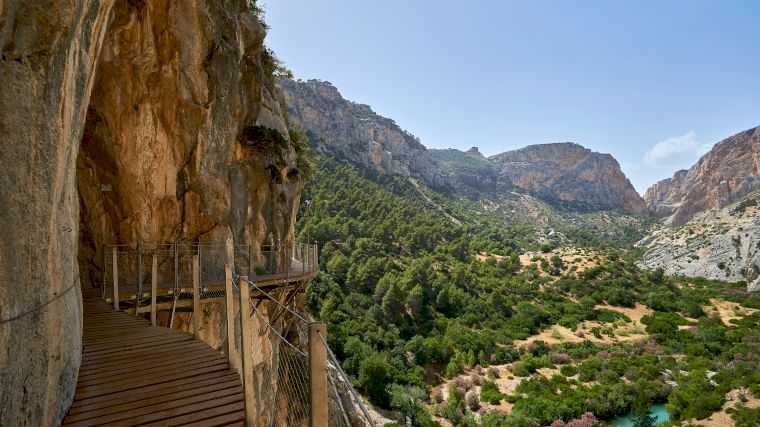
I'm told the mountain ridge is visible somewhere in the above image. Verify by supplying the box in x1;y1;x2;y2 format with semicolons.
644;125;760;226
281;78;647;215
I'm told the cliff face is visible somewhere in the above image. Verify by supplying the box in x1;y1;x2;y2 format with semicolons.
489;143;647;214
279;78;445;187
0;2;114;425
76;0;301;286
643;126;760;226
1;1;302;425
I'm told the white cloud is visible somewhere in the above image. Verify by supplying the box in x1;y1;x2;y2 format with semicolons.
643;132;711;169
619;162;640;174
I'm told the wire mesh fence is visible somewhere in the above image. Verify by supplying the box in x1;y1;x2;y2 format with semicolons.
103;242;318;308
234;274;376;427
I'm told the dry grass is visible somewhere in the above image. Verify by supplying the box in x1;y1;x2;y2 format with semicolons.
688;388;760;426
516;303;652;347
703;298;758;325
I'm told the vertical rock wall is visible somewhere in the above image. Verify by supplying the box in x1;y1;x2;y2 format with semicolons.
77;0;301;287
1;0;304;424
0;1;115;425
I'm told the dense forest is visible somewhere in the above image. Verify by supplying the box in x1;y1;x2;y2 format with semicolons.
296;152;760;427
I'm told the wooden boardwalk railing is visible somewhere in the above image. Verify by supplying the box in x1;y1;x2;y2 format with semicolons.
63;289;245;426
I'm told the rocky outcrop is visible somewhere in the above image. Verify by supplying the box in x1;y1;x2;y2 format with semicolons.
638;190;760;285
489;143;647;214
279;79;445;187
644;126;760;226
1;1;303;425
76;0;301;286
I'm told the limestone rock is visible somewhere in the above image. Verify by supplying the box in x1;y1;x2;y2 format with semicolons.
0;1;114;425
750;276;760;292
644;126;760;226
489;143;647;214
76;0;301;284
638;190;760;287
1;0;303;424
279;78;445;187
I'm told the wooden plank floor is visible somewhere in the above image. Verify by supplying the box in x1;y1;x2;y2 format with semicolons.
63;290;245;427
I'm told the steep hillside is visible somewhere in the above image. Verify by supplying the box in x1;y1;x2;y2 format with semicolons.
298;152;760;427
489;143;647;214
638;190;760;289
430;147;502;198
283;79;647;217
280;78;444;187
644;126;760;226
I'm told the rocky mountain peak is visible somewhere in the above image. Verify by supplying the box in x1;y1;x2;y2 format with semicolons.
644;125;760;226
488;143;647;214
279;78;443;186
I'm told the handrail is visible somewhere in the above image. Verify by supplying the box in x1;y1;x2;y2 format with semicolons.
103;241;318;306
317;330;376;427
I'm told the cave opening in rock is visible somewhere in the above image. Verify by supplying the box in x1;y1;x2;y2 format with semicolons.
76;107;120;291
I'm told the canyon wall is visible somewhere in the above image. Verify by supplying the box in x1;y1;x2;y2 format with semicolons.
280;78;445;187
1;0;303;425
0;2;114;425
644;126;760;226
77;0;302;286
489;143;647;214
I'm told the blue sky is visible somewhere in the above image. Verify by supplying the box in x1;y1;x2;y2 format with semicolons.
264;1;760;194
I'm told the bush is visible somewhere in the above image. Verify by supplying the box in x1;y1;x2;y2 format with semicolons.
560;365;578;377
550;353;572;364
487;367;500;379
512;363;530;377
359;353;391;407
465;390;480;410
479;380;503;405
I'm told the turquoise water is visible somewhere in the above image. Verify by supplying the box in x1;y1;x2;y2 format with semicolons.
608;403;670;427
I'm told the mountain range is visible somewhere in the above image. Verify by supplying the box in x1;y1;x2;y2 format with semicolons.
280;78;760;288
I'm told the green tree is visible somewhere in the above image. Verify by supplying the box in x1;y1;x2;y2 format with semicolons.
359;353;391;408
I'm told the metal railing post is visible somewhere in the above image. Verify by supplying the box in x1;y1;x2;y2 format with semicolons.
225;237;235;364
238;275;255;426
112;248;119;311
192;255;200;339
309;322;328;427
173;240;179;293
151;253;158;326
102;247;107;299
248;244;253;279
136;244;142;316
198;244;202;288
314;243;318;271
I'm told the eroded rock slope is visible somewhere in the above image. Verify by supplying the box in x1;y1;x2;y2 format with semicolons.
489;143;647;214
644;126;760;226
280;78;445;187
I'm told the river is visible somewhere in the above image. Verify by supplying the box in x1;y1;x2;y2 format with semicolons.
608;403;670;426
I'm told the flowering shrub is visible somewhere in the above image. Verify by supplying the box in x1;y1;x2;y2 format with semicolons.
465;390;480;410
566;412;599;427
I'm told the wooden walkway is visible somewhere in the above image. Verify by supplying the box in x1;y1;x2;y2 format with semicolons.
63;290;245;426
